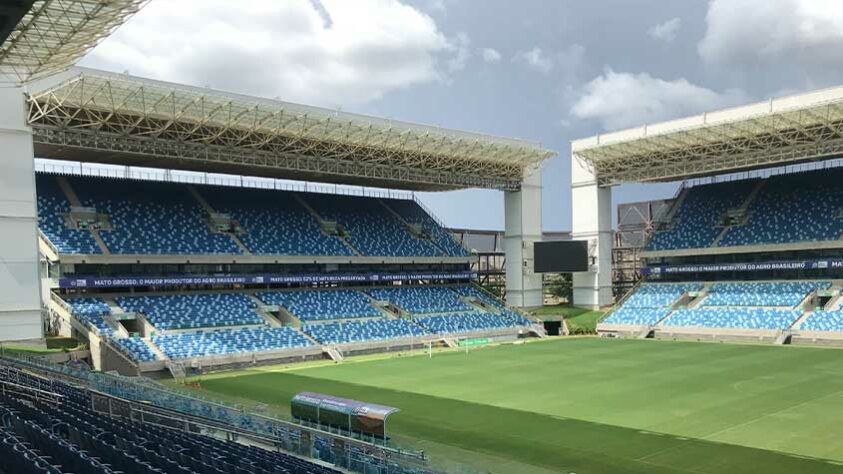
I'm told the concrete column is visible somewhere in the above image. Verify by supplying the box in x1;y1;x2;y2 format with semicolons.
504;166;543;308
571;153;613;309
0;87;43;341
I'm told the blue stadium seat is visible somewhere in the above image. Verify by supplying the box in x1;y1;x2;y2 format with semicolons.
368;286;473;314
720;170;843;246
200;186;353;256
646;180;756;251
112;337;158;362
257;289;381;322
384;199;470;257
303;319;429;344
35;175;102;254
66;298;114;336
306;194;441;257
416;312;524;335
152;326;312;359
801;310;843;332
703;281;827;307
662;307;800;330
70;176;241;255
116;293;264;330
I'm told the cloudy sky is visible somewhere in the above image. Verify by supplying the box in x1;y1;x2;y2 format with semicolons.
79;0;843;231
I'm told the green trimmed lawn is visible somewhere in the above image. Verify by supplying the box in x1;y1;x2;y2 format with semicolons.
193;339;843;473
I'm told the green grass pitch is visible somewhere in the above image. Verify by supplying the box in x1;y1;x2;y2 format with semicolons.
190;338;843;473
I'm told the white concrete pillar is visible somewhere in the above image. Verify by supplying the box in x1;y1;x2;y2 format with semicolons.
504;166;543;308
571;153;613;309
0;87;43;341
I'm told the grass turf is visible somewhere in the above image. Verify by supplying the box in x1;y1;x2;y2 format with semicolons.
191;338;843;473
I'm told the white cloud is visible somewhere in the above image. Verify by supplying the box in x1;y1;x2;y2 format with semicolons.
516;47;553;73
480;48;502;64
446;32;471;72
648;17;681;43
699;0;843;65
83;0;460;107
570;69;747;131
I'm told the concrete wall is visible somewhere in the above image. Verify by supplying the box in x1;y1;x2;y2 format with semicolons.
504;166;543;308
0;87;42;341
571;154;613;309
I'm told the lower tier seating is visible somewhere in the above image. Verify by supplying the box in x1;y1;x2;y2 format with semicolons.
603;307;671;326
116;293;264;330
257;289;381;322
623;283;702;308
66;298;114;336
416;312;518;335
703;281;827;307
368;286;473;314
112;337;158;362
151;326;312;359
801;311;843;332
303;319;429;345
0;371;339;474
662;308;800;330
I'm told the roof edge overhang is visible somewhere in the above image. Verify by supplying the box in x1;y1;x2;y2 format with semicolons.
26;67;556;191
572;85;843;186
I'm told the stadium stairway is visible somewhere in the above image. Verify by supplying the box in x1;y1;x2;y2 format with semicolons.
293;194;362;256
324;346;345;362
142;338;168;361
246;294;285;327
187;185;253;255
378;199;449;255
55;176;112;255
711;180;766;247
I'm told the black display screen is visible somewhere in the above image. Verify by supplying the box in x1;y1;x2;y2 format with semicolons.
533;240;589;272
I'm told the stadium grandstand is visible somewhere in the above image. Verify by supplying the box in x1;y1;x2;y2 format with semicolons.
573;86;843;347
0;1;553;379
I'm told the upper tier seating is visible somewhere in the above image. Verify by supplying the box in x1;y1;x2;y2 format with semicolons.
720;169;843;246
622;283;703;308
416;312;519;335
303;319;429;345
113;337;158;362
703;281;827;307
384;199;470;257
36;174;461;259
71;176;241;255
116;293;264;330
800;311;843;332
152;326;312;359
35;175;102;254
306;194;441;257
200;186;353;256
368;286;473;314
257;289;381;322
0;373;339;474
66;298;114;336
663;307;800;330
647;180;755;251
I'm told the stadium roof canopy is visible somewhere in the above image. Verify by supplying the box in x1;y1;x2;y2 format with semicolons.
0;0;148;83
27;68;555;191
572;86;843;186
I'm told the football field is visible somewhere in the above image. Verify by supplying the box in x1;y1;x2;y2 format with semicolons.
192;338;843;473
